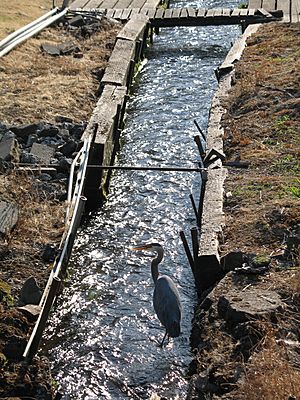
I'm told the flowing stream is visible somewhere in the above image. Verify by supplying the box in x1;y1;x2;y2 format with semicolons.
44;1;241;398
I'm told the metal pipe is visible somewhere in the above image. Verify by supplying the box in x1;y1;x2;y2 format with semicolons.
0;8;68;57
0;7;59;49
23;277;61;362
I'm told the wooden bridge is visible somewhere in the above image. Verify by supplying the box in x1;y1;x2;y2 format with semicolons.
70;0;299;23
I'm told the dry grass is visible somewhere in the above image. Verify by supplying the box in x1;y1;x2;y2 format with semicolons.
0;0;54;40
232;328;300;400
0;171;65;291
0;24;119;124
221;22;300;259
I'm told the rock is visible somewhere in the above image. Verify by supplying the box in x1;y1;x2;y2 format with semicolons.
0;136;20;162
30;143;55;165
19;277;42;306
220;250;245;272
59;41;80;55
0;122;8;134
3;335;27;360
59;139;77;156
42;243;57;262
20;151;40;164
58;157;72;172
41;43;60;56
55;115;73;123
68;15;85;27
0;200;19;237
38;124;59;138
70;122;86;138
18;304;41;322
26;134;38;147
39;173;52;182
217;289;285;325
10;123;41;138
58;128;70;141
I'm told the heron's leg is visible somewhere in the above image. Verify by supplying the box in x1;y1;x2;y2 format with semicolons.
160;331;168;347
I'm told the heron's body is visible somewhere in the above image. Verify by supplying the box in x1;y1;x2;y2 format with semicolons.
153;275;181;338
131;242;182;346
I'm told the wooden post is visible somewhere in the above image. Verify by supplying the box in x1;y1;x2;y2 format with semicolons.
179;230;195;276
198;169;208;222
193;119;206;142
191;227;199;263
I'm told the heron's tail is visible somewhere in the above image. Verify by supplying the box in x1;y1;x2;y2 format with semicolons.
168;320;180;338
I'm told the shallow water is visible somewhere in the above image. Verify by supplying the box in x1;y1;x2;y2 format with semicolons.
44;1;241;398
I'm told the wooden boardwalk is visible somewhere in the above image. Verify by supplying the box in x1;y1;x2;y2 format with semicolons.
70;0;299;23
249;0;300;22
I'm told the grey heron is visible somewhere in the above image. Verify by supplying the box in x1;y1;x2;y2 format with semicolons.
131;242;182;347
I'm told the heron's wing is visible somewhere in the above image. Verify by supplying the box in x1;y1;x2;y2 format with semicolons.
153;275;182;336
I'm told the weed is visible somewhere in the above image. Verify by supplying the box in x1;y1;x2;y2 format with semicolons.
285;179;300;198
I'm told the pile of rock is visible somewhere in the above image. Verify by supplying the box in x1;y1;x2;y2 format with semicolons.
0;117;86;201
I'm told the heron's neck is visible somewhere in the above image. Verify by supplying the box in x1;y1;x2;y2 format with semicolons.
151;248;163;283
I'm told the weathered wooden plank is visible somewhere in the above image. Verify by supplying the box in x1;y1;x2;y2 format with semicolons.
83;85;127;199
100;0;118;9
146;8;156;18
240;8;249;15
247;8;256;15
195;168;226;292
141;0;160;10
291;0;300;22
222;8;231;15
155;8;165;19
113;8;123;18
206;8;215;17
84;0;103;9
216;24;260;85
101;39;135;86
257;7;273;16
114;0;132;8
172;8;181;18
213;8;223;16
117;17;148;41
106;8;115;17
187;7;196;17
130;7;141;14
164;8;172;18
130;0;146;9
0;200;19;237
262;0;276;9
180;8;188;18
197;8;206;16
69;0;89;9
248;0;262;7
231;8;241;16
120;8;132;19
277;0;291;21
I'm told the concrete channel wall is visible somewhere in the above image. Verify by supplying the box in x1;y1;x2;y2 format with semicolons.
82;15;150;208
194;23;261;294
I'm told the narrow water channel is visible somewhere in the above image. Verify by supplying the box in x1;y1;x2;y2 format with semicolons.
44;1;240;398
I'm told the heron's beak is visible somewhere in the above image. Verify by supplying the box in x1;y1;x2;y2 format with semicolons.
130;244;151;251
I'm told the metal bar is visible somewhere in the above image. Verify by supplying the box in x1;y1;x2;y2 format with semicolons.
179;231;195;277
191;227;199;262
189;193;199;222
86;165;206;172
193;119;206;141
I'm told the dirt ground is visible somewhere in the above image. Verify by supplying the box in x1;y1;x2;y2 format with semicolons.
189;22;300;400
0;8;119;398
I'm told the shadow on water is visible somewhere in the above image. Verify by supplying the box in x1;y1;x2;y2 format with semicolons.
43;1;241;398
